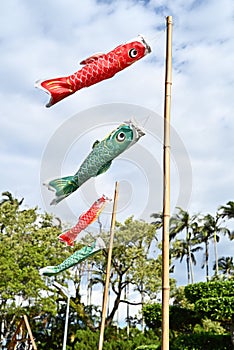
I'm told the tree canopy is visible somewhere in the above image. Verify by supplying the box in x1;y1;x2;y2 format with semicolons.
1;192;234;349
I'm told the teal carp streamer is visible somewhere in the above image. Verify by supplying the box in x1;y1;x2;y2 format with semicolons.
39;238;105;276
45;120;145;205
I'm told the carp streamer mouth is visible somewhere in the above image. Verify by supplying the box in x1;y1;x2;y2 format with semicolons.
138;34;152;54
124;119;146;142
126;35;151;55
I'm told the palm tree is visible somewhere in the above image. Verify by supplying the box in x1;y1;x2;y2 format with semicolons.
219;202;234;242
170;239;202;284
0;191;24;206
150;211;163;236
170;208;202;283
0;192;24;233
201;213;230;277
230;232;234;240
219;201;234;219
213;256;234;278
196;215;219;282
195;224;212;282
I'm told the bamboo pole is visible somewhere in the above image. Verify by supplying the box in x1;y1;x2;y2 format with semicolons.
7;315;37;350
162;16;173;350
98;181;119;350
23;315;37;350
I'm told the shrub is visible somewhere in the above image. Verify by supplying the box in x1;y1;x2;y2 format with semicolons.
184;280;234;304
143;303;201;332
170;333;233;350
135;345;160;350
194;296;234;322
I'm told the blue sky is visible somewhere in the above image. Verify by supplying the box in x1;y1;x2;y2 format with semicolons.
1;0;234;318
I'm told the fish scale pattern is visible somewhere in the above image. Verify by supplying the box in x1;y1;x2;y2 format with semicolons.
45;121;145;204
56;243;96;269
74;138;125;186
35;36;151;107
58;195;110;246
69;52;120;91
39;241;100;276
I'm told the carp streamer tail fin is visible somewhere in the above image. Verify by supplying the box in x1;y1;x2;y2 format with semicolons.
35;77;75;107
39;266;57;277
45;175;78;205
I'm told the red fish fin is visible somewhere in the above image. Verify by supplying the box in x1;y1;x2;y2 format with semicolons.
80;53;105;65
58;232;74;247
35;77;75;107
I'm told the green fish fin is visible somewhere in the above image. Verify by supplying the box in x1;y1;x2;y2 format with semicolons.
96;161;112;176
46;175;78;205
92;140;100;149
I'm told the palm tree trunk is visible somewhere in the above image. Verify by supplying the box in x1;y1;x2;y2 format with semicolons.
186;255;191;284
188;244;194;284
205;241;209;281
186;228;194;283
214;229;219;276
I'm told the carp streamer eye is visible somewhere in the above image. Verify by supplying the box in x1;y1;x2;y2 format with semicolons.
116;132;126;142
129;48;138;58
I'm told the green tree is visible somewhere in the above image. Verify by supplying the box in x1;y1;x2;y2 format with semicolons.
195;224;212;282
185;280;234;347
200;213;230;277
185;280;234;346
169;208;201;284
89;216;161;328
0;191;24;206
143;281;234;349
213;256;234;279
0;192;70;346
219;201;234;243
194;215;221;282
150;212;163;231
219;201;234;219
170;239;202;285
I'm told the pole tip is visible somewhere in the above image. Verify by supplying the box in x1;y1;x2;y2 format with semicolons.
167;16;173;24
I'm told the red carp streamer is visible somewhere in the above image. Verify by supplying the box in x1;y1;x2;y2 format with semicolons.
35;35;151;107
58;195;111;246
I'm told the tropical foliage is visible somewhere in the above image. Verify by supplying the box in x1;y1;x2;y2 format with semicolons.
184;280;234;322
163;206;233;283
0;192;234;349
143;280;234;349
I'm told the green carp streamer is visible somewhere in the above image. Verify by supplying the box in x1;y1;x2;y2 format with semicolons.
39;238;105;276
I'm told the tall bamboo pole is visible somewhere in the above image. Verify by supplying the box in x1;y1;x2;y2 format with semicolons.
98;181;119;350
162;16;173;350
23;315;37;350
